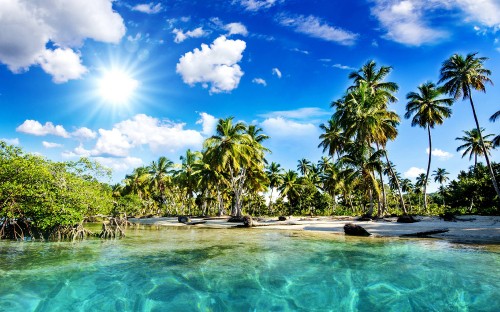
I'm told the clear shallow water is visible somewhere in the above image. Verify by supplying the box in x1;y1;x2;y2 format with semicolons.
0;227;498;312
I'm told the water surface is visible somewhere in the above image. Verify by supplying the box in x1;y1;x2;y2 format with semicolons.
0;226;498;311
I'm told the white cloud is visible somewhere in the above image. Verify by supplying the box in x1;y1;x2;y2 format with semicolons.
131;3;162;14
94;156;143;172
456;0;500;27
426;148;453;160
89;114;204;157
404;167;426;178
225;22;249;36
1;138;19;145
252;78;267;86
238;0;281;11
261;117;318;139
196;112;218;136
172;27;206;43
260;107;330;120
277;13;358;45
371;0;448;46
272;67;282;78
42;141;62;148
291;48;309;55
0;0;125;81
176;36;246;94
72;127;97;140
16;120;70;138
37;48;88;83
332;63;355;70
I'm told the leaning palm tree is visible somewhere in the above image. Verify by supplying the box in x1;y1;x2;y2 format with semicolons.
432;168;449;206
405;82;453;211
439;52;500;198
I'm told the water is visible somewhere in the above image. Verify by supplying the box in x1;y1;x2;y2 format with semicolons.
0;226;498;311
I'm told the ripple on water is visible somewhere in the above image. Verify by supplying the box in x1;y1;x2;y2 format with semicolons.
0;227;498;311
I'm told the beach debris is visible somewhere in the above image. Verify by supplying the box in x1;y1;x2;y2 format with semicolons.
344;223;371;236
397;215;418;223
178;216;191;223
401;228;449;237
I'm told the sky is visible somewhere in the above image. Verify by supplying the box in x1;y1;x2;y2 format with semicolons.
0;0;499;192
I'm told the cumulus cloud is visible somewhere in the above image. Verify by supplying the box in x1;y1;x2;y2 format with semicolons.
93;156;143;172
277;13;358;45
238;0;282;11
260;107;330;120
456;0;500;27
90;114;204;157
225;22;249;36
1;138;19;145
404;167;426;178
176;36;246;94
371;0;448;46
252;78;267;86
16;120;70;138
42;141;62;148
196;112;218;136
261;117;318;139
131;3;162;14
272;67;282;78
72;127;97;140
426;148;453;160
0;0;125;81
172;27;206;43
37;48;88;83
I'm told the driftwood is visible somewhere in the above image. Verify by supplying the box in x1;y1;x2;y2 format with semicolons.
99;217;128;239
185;221;207;225
401;228;449;237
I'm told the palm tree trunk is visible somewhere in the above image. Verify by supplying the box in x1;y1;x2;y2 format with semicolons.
467;88;500;200
424;125;432;211
384;150;407;214
368;189;374;216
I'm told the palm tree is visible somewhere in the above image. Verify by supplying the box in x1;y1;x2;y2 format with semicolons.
178;149;202;215
456;128;494;167
297;158;312;176
318;119;346;160
405;82;453;211
279;170;301;216
490;110;500;147
439;52;500;199
415;173;428;209
348;60;399;103
265;162;283;214
432;168;449;206
400;178;414;211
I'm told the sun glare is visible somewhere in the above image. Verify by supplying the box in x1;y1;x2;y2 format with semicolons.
98;69;139;104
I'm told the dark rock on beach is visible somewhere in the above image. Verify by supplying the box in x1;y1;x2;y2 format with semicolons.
344;223;371;236
278;216;287;221
397;215;418;223
178;216;191;223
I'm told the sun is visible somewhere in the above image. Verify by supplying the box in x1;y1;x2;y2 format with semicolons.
98;69;139;104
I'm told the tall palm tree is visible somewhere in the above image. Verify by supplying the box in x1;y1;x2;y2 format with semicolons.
279;170;301;216
415;173;428;209
179;149;202;215
265;162;283;214
432;168;449;206
318;119;346;160
439;52;500;198
348;60;399;103
405;82;453;211
456;128;494;167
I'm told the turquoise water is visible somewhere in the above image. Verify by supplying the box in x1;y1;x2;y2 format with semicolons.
0;226;498;312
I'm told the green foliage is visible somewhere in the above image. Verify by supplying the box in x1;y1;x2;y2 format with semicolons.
0;142;113;239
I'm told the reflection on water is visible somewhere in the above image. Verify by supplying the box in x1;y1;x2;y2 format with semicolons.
0;226;498;311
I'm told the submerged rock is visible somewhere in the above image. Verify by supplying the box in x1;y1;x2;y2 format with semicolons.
178;216;191;223
344;223;371;236
397;215;418;223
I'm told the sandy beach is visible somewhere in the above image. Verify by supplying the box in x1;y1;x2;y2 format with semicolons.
129;215;500;244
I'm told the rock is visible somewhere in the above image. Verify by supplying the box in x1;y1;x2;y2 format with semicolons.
440;212;456;222
344;223;371;236
227;216;245;223
242;215;254;227
178;216;191;223
278;216;287;221
397;215;418;223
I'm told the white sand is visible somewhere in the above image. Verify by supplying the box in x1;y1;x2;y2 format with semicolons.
129;215;500;244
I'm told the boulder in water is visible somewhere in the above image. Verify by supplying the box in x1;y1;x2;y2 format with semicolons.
344;223;371;236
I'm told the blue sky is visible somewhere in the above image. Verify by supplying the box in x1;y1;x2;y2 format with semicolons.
0;0;499;191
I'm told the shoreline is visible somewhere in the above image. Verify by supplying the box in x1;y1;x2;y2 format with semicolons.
129;215;500;245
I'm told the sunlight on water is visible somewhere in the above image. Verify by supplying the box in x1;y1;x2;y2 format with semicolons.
0;227;498;311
